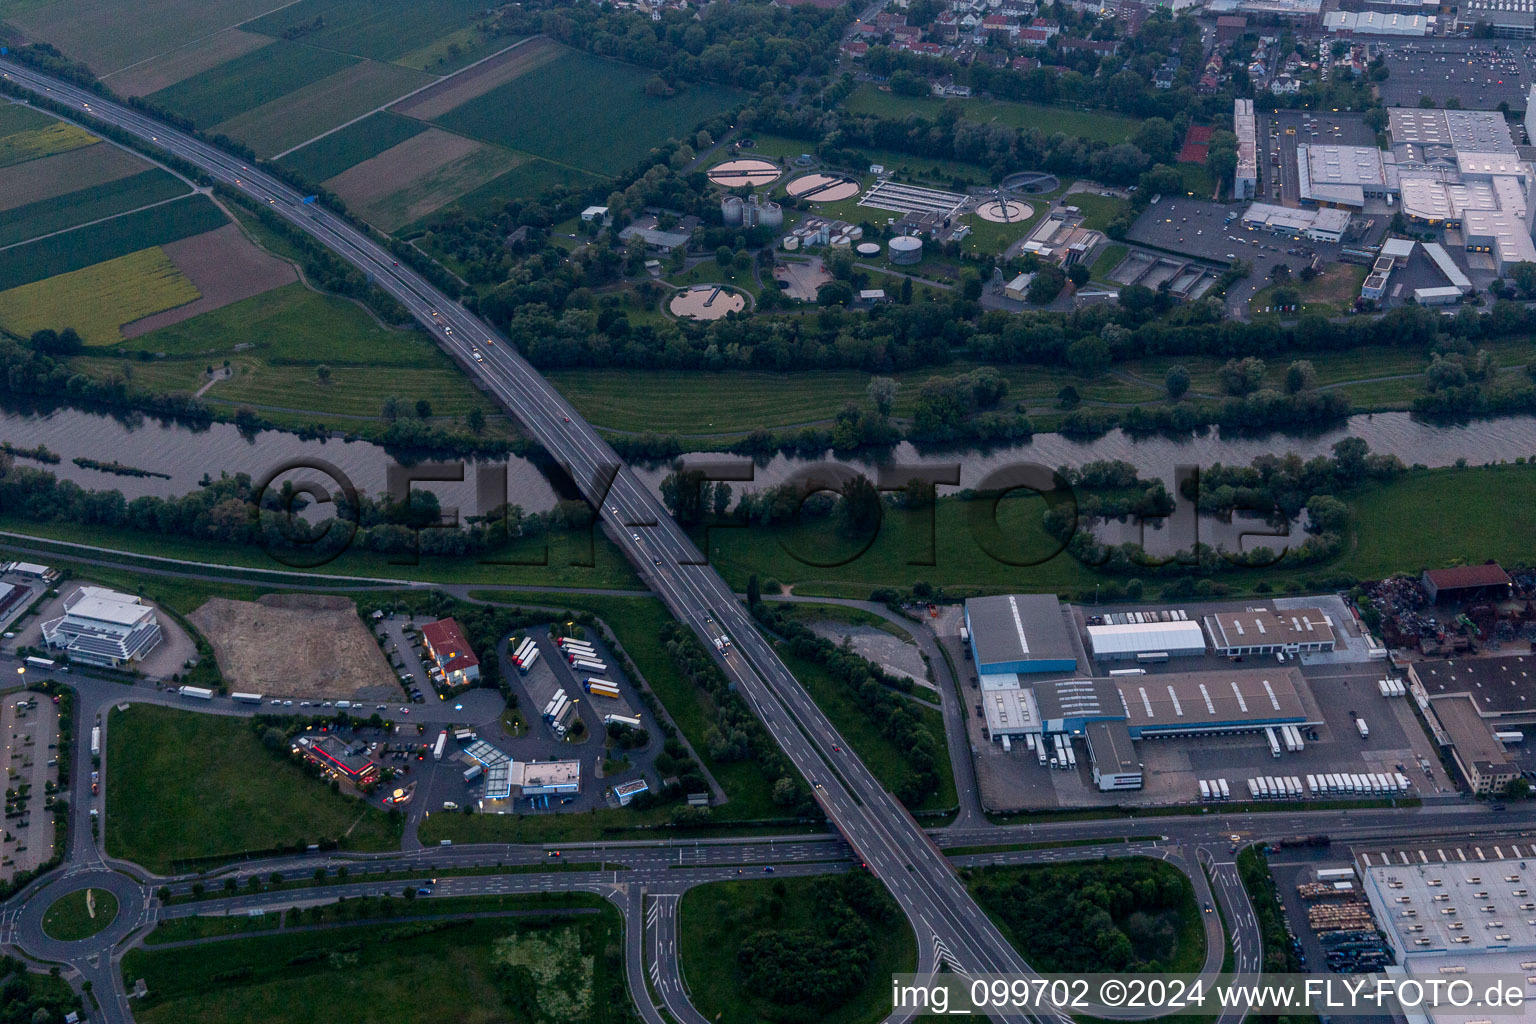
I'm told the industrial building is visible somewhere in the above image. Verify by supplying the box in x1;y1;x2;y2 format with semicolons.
964;595;1079;678
1240;203;1351;242
1421;562;1512;604
1203;607;1337;657
1297;144;1390;208
1410;653;1535;794
1425;693;1519;794
1085;617;1207;662
420;617;481;686
1085;720;1141;791
1322;10;1428;34
514;759;581;797
613;778;650;806
1233;98;1257;201
1463;0;1536;37
40;586;162;667
3;561;56;581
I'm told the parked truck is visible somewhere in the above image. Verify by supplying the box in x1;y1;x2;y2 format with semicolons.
1356;718;1370;739
1218;779;1230;800
432;730;447;761
90;726;100;757
231;692;263;704
23;656;55;671
1266;727;1283;758
178;685;213;700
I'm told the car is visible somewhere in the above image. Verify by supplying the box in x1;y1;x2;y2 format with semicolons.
562;415;570;422
270;699;282;705
300;701;311;707
764;866;775;873
631;533;640;541
392;260;399;266
833;745;841;752
548;850;561;857
400;707;410;715
1204;902;1213;914
283;700;293;706
454;703;463;711
376;704;386;710
609;506;618;515
472;349;483;362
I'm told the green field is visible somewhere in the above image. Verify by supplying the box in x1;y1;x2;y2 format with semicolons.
0;168;190;247
105;704;401;872
1;0;281;76
679;874;916;1024
213;59;432;157
775;646;955;813
279;111;427;182
435;47;740;176
147;41;356;127
0;245;200;345
844;84;1137;145
0;116;98;168
0;194;226;290
428;157;604;222
244;0;493;64
124;900;627;1024
68;281;511;430
1250;263;1369;318
1068;191;1130;232
41;887;119;941
0;100;55;138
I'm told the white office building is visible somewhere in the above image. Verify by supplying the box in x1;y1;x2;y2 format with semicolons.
41;586;162;667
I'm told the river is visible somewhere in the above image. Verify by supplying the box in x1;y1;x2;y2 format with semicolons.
3;403;1533;535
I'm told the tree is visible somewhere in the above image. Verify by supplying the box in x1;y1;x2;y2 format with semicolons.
771;776;799;806
1165;364;1191;400
733;250;753;273
865;376;898;418
1027;265;1066;305
660;468;709;525
898;277;913;304
1217;357;1266;396
1057;385;1081;410
839;474;882;535
714;245;733;267
747;574;761;609
817;280;853;306
315;364;331;383
466;407;485;433
415;399;432;419
1067;263;1090;288
1283;359;1317;394
1066;335;1112;377
1133;118;1177;163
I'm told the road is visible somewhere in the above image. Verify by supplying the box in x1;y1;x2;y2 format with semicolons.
0;58;1048;1019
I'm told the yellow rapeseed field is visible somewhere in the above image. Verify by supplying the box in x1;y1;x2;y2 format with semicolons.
0;247;199;345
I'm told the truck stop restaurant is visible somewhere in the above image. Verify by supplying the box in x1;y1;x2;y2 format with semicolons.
294;735;379;784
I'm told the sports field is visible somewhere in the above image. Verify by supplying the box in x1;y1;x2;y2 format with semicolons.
146;41;356;128
0;106;98;168
278;111;427;182
0;247;199;346
0;194;226;290
323;128;516;229
0;142;148;211
844;83;1137;145
0;169;189;248
435;47;740;175
2;0;279;74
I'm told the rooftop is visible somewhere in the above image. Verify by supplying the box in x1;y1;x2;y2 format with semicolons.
62;587;154;628
1085;719;1139;773
420;618;479;669
1205;607;1336;648
965;594;1079;671
1116;667;1308;731
1411;656;1536;717
1424;563;1512;590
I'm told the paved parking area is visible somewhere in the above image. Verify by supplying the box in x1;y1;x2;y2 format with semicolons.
0;692;58;880
1376;40;1535;113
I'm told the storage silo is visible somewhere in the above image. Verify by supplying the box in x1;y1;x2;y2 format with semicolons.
721;195;744;226
889;235;923;265
758;199;784;229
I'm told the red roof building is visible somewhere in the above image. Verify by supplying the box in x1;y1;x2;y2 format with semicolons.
1422;564;1512;604
1019;27;1052;45
420;617;482;685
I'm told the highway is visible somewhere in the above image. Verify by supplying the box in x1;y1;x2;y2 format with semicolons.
0;58;1045;1012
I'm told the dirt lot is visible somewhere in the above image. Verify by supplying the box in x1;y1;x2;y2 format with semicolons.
121;223;296;337
0;142;144;211
323;128;513;229
189;594;400;700
393;36;562;121
104;27;272;97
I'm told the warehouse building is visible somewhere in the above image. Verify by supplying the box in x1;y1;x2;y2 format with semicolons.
1204;607;1336;657
420;617;481;686
1085;720;1142;791
1085;618;1207;662
1113;668;1309;737
1240;203;1351;242
1426;693;1519;794
964;594;1079;678
1410;655;1536;794
41;586;162;667
1421;562;1512;604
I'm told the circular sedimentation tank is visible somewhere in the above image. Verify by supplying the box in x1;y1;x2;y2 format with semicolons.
669;284;746;320
785;173;861;202
856;242;882;256
707;157;780;188
975;198;1034;223
888;235;923;264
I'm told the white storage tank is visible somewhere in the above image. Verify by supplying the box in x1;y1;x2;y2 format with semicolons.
856;242;882;257
889;234;923;265
782;236;799;251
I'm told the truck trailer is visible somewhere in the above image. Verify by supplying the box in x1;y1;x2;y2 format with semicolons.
1356;718;1370;739
571;657;607;673
178;685;213;700
90;726;100;757
231;691;263;704
517;647;540;673
433;731;447;761
1266;727;1282;758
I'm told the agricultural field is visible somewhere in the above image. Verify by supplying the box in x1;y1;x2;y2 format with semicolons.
105;703;400;872
0;142;148;211
0;246;199;345
436;158;601;220
214;59;432;158
243;0;499;66
145;41;357;129
0;168;189;248
0;103;98;168
103;27;272;97
843;83;1137;145
322;128;516;230
123;906;628;1024
392;35;562;121
278;111;427;183
71;281;510;433
0;0;280;75
0;193;226;290
121;222;296;337
434;46;740;176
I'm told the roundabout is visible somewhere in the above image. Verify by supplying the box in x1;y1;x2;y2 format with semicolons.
15;868;145;961
42;886;118;941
